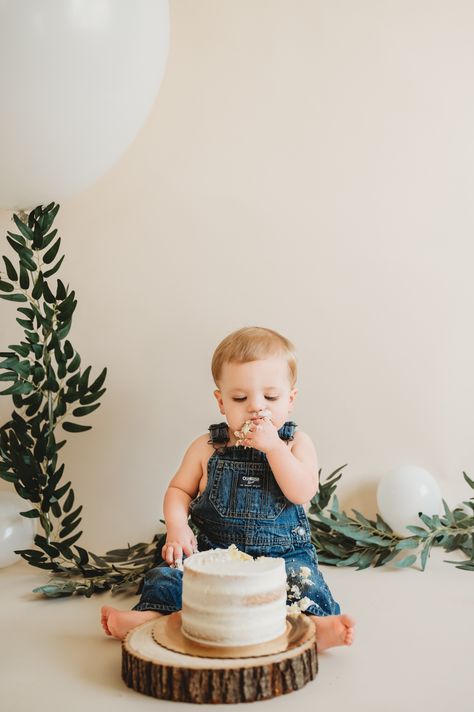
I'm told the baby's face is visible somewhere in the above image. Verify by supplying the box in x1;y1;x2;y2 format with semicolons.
214;355;297;439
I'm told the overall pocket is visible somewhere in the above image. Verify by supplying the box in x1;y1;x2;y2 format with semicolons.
209;459;286;520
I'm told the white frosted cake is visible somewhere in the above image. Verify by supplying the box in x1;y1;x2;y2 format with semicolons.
181;545;287;647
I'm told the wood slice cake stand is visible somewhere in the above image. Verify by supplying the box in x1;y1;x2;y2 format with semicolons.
122;612;318;704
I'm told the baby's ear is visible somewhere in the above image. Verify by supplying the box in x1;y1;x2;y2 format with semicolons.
288;387;298;411
213;389;225;414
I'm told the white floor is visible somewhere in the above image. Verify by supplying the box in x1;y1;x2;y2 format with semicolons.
1;549;472;712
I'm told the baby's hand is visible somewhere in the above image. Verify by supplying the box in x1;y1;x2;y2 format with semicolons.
162;524;198;568
237;416;281;454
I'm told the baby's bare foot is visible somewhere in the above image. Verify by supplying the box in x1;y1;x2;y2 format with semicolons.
101;606;161;640
310;614;355;652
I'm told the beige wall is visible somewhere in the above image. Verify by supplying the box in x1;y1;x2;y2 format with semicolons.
1;0;473;551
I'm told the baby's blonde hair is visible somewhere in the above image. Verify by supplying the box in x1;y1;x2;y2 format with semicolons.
211;326;297;387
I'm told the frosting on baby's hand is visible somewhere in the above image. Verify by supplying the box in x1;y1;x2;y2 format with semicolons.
234;409;272;447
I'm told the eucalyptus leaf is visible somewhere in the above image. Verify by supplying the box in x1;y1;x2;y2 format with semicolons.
2;255;18;281
0;279;14;292
395;554;417;568
62;421;92;433
72;403;100;418
13;214;35;241
43;238;61;264
0;293;28;302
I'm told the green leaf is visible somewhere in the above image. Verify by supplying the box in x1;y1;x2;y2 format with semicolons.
61;505;83;529
63;340;74;359
74;546;89;566
16;317;33;329
32;581;75;598
57;321;72;340
352;510;373;528
53;481;71;500
0;381;35;396
41;204;60;233
442;499;455;525
43;238;61;264
0;280;15;292
79;388;106;405
8;344;29;357
0;293;28;302
7;235;30;256
2;256;18;281
20;508;40;518
31;272;43;300
19;266;30;289
59;519;82;539
79;366;92;392
406;525;429;537
19;254;37;271
67;352;81;373
59;531;83;549
395;538;419;550
375;514;393;532
395;554;417;568
42;281;56;304
463;472;474;490
420;539;432;571
336;552;362;567
13;214;35;241
62;488;75;513
0;373;16;381
72;403;100;417
41;228;58;250
34;534;60;558
355;550;375;570
43;254;65;279
89;367;107;393
62;422;92;433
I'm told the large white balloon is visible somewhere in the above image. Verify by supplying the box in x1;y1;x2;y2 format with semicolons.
0;0;170;209
377;465;443;535
0;491;36;567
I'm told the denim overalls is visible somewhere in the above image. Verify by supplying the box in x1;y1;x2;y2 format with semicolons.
134;421;340;617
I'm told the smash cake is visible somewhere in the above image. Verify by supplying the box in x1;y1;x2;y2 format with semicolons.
181;545;287;647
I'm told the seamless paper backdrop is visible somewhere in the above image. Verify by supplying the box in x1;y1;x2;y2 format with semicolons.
0;0;473;551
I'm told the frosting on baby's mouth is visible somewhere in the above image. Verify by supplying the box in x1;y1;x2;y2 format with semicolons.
234;409;272;447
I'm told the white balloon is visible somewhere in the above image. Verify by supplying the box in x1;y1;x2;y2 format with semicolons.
0;491;36;567
377;465;443;535
0;0;170;209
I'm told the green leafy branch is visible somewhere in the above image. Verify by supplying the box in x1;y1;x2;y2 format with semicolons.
0;204;108;578
309;467;474;572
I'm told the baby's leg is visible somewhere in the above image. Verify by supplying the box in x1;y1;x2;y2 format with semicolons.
101;563;183;640
101;606;162;640
309;613;355;651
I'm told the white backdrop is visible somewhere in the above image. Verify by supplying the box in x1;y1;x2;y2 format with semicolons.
0;0;473;551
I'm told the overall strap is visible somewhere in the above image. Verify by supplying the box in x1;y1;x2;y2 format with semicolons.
278;421;297;441
208;422;230;447
207;421;297;447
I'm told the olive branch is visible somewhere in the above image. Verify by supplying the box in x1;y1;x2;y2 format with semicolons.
0;205;472;600
309;465;474;572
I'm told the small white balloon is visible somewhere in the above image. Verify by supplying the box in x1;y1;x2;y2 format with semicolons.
0;491;36;567
377;465;443;535
0;0;170;208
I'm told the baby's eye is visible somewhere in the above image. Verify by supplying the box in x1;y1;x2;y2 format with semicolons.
232;397;246;401
265;396;279;401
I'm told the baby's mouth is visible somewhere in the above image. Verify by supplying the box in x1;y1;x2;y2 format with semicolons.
233;409;272;446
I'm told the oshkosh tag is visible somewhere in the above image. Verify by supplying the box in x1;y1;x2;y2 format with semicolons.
237;473;263;489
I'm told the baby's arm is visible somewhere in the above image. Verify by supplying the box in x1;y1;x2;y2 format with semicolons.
161;434;208;565
241;419;318;504
267;430;318;504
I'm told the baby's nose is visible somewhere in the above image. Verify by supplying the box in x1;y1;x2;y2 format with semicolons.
247;400;264;415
